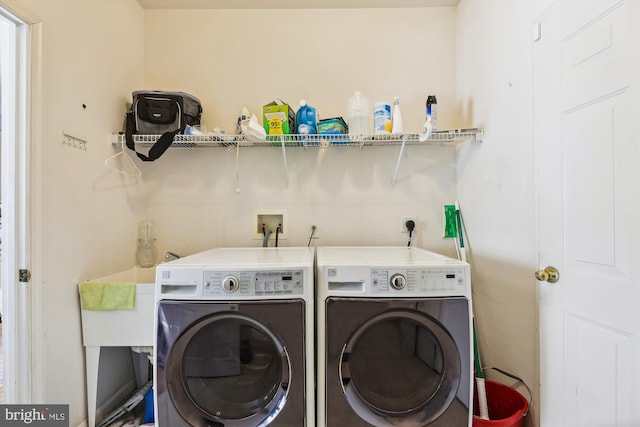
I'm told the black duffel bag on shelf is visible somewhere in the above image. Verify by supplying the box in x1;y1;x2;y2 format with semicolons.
125;90;202;161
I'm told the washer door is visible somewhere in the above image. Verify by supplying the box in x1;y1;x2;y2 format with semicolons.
339;308;461;426
166;312;291;427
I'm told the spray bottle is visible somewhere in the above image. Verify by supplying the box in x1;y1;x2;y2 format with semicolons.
391;96;403;134
426;95;438;132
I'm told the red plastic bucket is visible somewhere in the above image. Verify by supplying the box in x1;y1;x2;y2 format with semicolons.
473;379;529;427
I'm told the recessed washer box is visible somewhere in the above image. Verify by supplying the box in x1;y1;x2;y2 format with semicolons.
253;209;287;240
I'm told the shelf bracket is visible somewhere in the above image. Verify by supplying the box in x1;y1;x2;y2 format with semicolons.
235;142;241;193
391;135;408;186
279;136;290;189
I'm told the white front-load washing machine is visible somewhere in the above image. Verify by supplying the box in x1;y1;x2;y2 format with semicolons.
316;247;472;427
154;247;315;427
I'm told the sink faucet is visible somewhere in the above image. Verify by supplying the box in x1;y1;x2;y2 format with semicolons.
164;251;181;262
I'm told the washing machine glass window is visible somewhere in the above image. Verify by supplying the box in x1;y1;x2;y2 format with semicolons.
339;309;461;425
166;312;290;425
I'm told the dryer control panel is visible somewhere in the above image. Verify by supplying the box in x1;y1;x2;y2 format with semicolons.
203;270;304;296
370;268;467;295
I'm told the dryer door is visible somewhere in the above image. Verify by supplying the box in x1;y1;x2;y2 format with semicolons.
327;298;469;426
157;301;302;427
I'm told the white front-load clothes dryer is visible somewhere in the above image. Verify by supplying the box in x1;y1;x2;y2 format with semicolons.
154;247;315;427
316;247;472;427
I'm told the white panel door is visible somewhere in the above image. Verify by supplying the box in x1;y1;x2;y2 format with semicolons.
534;1;639;426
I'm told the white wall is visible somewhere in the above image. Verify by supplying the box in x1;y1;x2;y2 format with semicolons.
15;0;144;424
456;1;552;426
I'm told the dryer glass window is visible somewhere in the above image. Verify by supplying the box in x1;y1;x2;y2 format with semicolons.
348;317;443;413
167;313;290;422
335;304;462;425
182;318;281;418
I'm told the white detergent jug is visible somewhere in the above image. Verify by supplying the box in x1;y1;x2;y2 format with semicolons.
347;91;371;135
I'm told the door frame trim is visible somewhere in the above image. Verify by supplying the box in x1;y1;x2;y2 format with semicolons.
0;0;43;403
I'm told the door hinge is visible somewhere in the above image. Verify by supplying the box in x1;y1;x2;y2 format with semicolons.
19;269;31;283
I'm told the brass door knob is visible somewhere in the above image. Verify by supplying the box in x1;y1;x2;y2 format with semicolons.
535;266;560;283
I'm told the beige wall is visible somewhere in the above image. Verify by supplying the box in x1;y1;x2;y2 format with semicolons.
144;8;458;134
140;7;460;256
142;8;456;253
456;1;552;426
15;0;144;424
13;2;461;426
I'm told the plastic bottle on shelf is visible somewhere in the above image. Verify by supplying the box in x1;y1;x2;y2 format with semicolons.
296;100;318;134
236;105;252;134
426;95;438;132
374;101;392;134
391;97;403;134
347;91;371;135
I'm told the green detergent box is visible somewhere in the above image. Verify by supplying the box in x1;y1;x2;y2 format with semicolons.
263;99;297;145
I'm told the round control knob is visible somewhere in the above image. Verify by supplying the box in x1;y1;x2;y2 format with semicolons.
390;273;406;290
222;275;240;293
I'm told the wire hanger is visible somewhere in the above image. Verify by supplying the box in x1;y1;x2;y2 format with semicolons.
104;135;142;177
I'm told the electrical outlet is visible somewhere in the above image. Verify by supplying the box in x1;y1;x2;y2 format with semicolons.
401;216;417;233
253;209;287;240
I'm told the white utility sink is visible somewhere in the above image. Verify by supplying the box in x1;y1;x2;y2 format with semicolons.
79;267;156;427
79;267;156;347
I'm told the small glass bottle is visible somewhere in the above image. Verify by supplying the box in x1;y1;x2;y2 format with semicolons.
136;220;157;268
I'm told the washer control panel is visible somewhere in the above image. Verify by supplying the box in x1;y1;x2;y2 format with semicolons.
203;270;304;296
371;268;467;294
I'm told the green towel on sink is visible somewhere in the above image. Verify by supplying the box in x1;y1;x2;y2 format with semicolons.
80;282;136;310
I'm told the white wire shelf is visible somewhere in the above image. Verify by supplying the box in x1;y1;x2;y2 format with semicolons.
112;128;483;148
108;128;482;189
